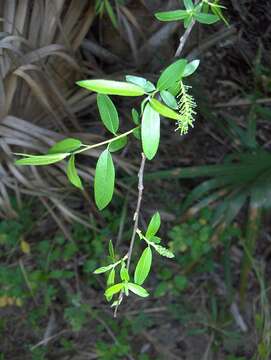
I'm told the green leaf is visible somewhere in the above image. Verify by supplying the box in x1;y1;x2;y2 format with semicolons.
67;155;83;190
133;127;141;140
105;283;124;298
155;10;189;22
151;243;175;258
146;212;161;238
184;0;194;11
107;268;115;286
108;136;128;152
97;94;119;134
127;283;149;297
94;149;115;210
168;82;181;96
94;263;115;274
109;240;115;260
134;247;152;285
126;75;156;93
141;104;160;160
15;153;69;166
183;59;200;77
211;4;229;26
149;236;161;244
125;75;146;88
157;59;187;90
194;13;220;24
184;14;193;28
104;0;118;28
144;81;156;93
48;138;82;154
132;108;140;125
120;265;130;282
77;79;145;96
149;98;180;120
160;90;178;110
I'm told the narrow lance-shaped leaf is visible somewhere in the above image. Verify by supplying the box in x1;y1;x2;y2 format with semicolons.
16;153;69;166
94;263;116;274
104;0;118;28
126;75;147;89
134;247;152;285
66;155;83;190
160;90;178;110
126;75;156;93
107;268;115;286
127;283;149;297
157;59;187;90
97;94;119;134
150;98;180;120
120;265;130;282
48;138;82;154
146;212;161;238
94;149;115;210
77;79;145;96
194;13;220;24
105;283;124;298
155;10;189;22
184;0;194;10
132;108;140;125
151;243;175;258
141;104;160;160
108;136;127;152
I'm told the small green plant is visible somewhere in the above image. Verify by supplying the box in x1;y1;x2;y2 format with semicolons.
14;1;225;314
94;213;174;308
95;0;119;29
155;0;227;28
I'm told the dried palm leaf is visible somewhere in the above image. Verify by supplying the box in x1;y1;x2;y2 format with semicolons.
0;0;134;222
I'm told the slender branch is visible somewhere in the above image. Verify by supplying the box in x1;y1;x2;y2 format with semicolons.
74;127;138;155
114;153;146;318
175;19;196;57
174;0;200;57
127;153;146;270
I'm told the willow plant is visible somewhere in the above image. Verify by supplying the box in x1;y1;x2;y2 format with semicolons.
15;0;226;315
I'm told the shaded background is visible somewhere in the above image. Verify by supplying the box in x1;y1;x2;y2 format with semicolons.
1;0;271;359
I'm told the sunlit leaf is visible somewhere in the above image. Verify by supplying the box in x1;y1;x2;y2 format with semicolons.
97;94;119;134
48;138;82;154
183;60;200;77
146;212;161;238
105;283;124;298
150;98;180;120
151;243;175;258
94;263;115;274
94;149;115;210
107;268;115;286
194;13;220;24
134;247;152;285
77;79;145;96
127;283;149;297
157;59;187;90
155;10;189;22
67;155;83;190
16;153;69;166
141;104;160;160
108;136;128;152
160;90;178;110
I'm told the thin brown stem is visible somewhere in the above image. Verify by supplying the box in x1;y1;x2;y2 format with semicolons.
114;153;146;318
174;0;200;57
127;153;146;270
